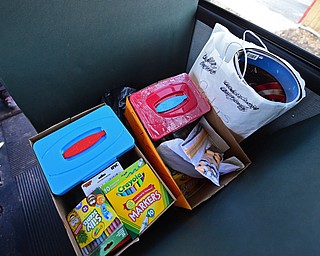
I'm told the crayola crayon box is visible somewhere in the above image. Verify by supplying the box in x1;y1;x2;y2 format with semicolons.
67;187;129;256
102;158;174;239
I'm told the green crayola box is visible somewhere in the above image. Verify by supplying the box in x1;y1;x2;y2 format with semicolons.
104;158;174;238
67;188;129;256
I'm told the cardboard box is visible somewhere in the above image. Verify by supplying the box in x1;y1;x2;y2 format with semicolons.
30;104;176;255
124;90;251;210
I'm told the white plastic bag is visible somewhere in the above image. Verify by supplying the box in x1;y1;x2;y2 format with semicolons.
189;23;306;141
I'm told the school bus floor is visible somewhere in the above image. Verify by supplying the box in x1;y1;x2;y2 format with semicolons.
0;101;75;256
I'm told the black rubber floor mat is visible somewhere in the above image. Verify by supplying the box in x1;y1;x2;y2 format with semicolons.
0;123;30;256
16;165;75;256
2;113;38;177
1;110;75;255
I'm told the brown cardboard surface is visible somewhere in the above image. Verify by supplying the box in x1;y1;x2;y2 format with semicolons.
30;105;176;255
124;97;192;209
124;97;251;210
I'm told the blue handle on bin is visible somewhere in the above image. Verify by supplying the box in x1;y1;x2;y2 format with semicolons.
156;94;188;113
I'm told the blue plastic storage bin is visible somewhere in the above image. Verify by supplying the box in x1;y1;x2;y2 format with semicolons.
33;105;134;195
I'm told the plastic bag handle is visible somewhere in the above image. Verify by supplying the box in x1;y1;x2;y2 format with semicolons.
238;30;268;78
218;29;268;80
222;41;248;80
243;30;268;50
223;30;268;80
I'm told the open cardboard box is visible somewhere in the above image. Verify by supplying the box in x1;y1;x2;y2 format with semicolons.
29;104;176;255
124;80;251;210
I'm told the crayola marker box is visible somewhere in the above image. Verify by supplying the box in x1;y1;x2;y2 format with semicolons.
103;158;174;239
67;187;129;256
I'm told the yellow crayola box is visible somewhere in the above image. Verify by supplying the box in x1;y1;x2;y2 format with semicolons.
67;188;129;256
105;159;174;239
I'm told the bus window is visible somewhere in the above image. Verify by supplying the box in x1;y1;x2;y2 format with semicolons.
210;0;320;58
